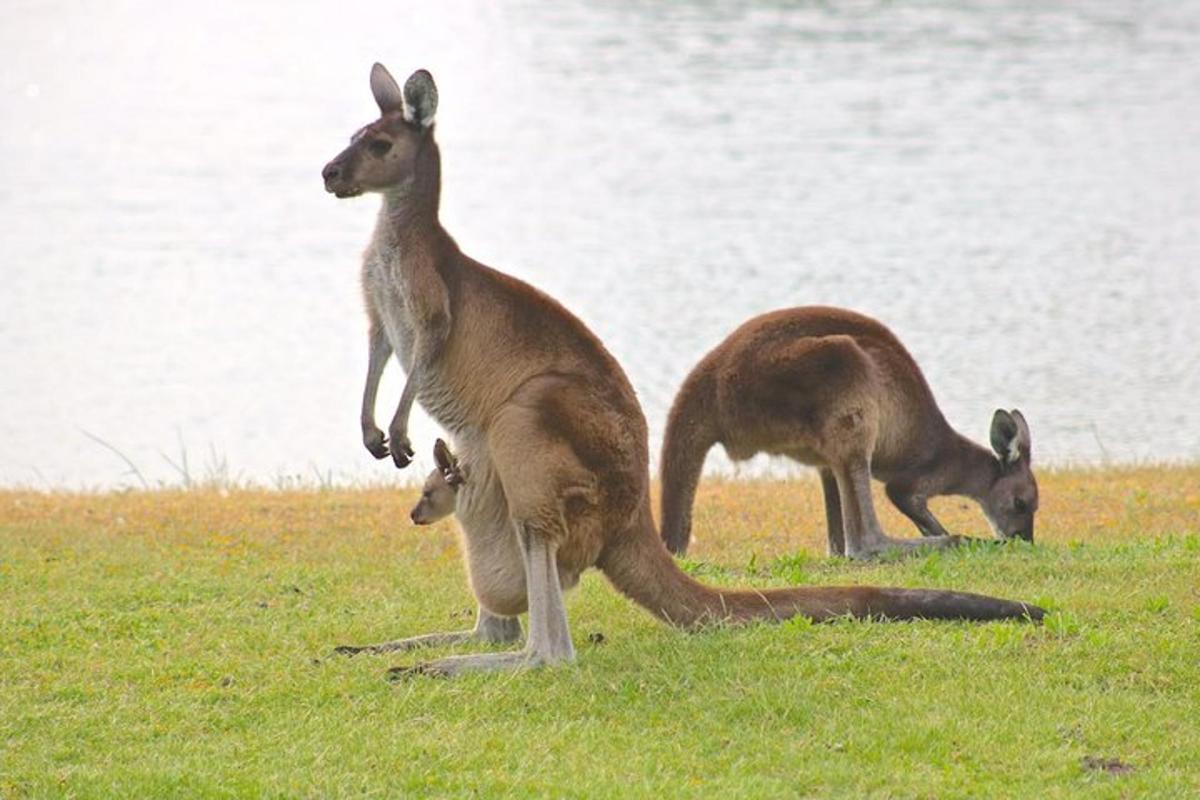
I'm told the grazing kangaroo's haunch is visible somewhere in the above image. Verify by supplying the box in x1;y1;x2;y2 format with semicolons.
660;307;1039;558
323;65;1043;676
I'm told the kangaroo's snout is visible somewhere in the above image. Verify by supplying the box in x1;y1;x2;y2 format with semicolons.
1011;525;1034;542
322;158;352;196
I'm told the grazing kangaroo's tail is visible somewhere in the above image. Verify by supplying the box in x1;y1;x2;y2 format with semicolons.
658;368;719;556
597;503;1045;629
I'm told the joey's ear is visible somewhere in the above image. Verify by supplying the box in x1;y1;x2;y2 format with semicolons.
990;409;1029;465
402;69;438;128
370;63;405;114
433;438;454;473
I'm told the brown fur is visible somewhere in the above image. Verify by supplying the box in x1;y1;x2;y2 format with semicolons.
324;66;1043;674
660;307;1039;558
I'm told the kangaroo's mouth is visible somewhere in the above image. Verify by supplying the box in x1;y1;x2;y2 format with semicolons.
328;184;363;199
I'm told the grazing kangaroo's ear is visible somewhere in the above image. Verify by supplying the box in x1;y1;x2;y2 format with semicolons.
990;409;1027;465
1010;408;1032;463
402;69;438;128
370;63;405;115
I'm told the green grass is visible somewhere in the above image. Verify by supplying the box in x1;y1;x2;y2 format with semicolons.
2;466;1199;797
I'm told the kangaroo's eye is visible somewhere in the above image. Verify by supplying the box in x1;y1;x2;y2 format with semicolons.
422;490;431;500
367;139;392;157
1013;498;1028;513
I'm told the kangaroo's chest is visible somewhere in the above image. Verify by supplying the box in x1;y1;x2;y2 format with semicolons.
363;253;417;364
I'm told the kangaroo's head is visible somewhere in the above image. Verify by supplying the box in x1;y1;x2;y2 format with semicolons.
409;439;464;525
322;63;438;199
980;409;1038;541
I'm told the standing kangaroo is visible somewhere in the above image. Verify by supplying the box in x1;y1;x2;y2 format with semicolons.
660;306;1039;558
323;65;1043;677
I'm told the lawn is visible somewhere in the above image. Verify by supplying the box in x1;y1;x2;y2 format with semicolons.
2;466;1198;798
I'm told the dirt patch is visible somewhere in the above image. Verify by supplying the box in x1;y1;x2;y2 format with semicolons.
1081;755;1135;776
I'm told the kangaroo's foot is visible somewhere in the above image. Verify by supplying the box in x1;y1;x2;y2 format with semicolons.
335;610;523;656
848;534;963;561
334;630;479;656
387;646;572;679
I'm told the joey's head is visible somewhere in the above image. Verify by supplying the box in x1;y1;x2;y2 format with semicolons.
322;63;438;200
980;409;1038;542
409;439;465;525
409;467;457;525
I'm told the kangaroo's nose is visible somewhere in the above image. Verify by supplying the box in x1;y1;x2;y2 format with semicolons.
322;162;341;183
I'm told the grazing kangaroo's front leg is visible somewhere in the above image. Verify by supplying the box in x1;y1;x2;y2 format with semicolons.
334;606;521;656
885;483;953;538
361;322;394;460
394;525;575;678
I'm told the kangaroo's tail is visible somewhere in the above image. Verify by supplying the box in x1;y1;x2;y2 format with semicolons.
597;503;1044;629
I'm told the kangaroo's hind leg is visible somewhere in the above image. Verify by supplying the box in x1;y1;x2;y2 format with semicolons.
392;394;591;677
819;467;847;556
334;606;521;656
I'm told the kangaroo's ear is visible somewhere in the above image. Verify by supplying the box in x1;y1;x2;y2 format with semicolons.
402;69;438;128
990;409;1030;465
1010;408;1032;463
370;63;405;115
433;438;455;473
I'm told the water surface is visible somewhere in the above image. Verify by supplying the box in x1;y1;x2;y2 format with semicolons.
2;0;1198;488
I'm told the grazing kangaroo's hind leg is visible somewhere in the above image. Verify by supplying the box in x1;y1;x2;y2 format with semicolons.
334;606;521;656
819;468;846;556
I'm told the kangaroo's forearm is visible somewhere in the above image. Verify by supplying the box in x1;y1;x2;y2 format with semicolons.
887;487;952;538
390;367;419;436
360;326;393;431
389;317;448;432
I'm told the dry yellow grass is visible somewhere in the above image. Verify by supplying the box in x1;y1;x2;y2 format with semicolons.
5;464;1196;564
1;465;1198;797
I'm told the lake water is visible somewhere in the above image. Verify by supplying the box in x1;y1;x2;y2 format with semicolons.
2;0;1198;489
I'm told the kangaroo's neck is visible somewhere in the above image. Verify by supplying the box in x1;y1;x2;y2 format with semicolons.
376;136;448;257
659;368;719;555
933;433;999;501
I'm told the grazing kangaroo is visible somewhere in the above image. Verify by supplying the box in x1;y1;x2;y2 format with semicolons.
659;306;1039;558
323;65;1044;677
